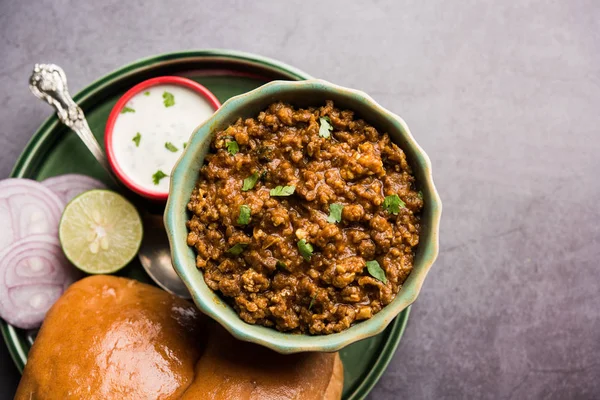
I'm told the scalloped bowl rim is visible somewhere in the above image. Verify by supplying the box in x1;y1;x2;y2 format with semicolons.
164;79;442;353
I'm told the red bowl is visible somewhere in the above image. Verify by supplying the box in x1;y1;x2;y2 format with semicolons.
105;76;221;201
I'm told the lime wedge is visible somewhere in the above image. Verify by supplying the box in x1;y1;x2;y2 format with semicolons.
59;190;143;274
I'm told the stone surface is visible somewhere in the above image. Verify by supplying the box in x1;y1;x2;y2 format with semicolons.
1;0;599;399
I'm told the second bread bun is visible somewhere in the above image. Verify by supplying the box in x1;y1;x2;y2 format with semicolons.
182;323;344;400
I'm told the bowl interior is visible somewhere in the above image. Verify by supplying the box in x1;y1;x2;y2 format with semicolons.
166;80;441;353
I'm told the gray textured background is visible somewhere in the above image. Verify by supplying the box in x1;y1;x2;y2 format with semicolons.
1;0;599;399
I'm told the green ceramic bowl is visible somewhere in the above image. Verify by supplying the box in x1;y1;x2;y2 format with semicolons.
164;79;442;354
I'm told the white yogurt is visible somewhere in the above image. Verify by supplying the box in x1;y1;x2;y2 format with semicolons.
111;84;216;193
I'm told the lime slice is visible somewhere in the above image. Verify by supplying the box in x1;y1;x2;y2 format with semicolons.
59;190;143;274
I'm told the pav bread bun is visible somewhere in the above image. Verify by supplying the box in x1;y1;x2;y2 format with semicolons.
15;275;343;400
181;324;343;400
15;275;205;399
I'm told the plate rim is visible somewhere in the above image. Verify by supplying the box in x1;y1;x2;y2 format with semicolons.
345;306;410;400
1;49;409;400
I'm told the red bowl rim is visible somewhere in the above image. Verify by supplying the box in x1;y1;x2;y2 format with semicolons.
104;76;221;201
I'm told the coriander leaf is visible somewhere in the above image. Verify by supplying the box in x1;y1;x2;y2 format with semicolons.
383;194;406;215
297;239;313;261
366;260;387;283
308;294;317;311
121;106;135;114
242;172;260;191
152;170;168;185
276;260;287;270
144;91;150;96
226;140;239;155
132;132;141;147
237;204;251;225
164;142;178;152
183;142;187;149
270;185;295;197
162;91;175;107
327;203;344;224
227;243;248;255
319;116;333;138
417;190;423;200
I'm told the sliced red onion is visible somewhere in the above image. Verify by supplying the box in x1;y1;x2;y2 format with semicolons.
0;234;79;329
0;179;65;251
42;174;107;204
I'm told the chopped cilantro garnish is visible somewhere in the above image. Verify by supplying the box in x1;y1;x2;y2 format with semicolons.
144;91;150;96
308;294;317;310
132;132;141;147
366;260;387;283
319;116;333;138
183;142;187;149
152;170;168;185
164;142;178;152
297;239;313;261
270;185;295;197
327;203;344;223
242;172;260;191
226;140;239;155
237;205;251;225
383;194;406;215
162;91;175;107
121;106;135;114
227;243;247;255
276;260;287;270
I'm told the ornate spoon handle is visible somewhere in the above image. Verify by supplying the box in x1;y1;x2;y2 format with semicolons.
29;64;113;177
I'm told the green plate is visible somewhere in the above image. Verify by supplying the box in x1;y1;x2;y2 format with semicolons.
0;50;410;400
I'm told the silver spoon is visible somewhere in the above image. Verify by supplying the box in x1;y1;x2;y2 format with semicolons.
29;64;114;178
29;64;191;299
138;214;190;297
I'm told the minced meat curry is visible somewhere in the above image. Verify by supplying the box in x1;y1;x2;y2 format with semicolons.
186;101;422;334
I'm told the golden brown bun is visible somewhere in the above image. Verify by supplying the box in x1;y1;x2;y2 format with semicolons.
324;355;344;400
15;276;343;400
181;324;343;400
15;275;206;400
